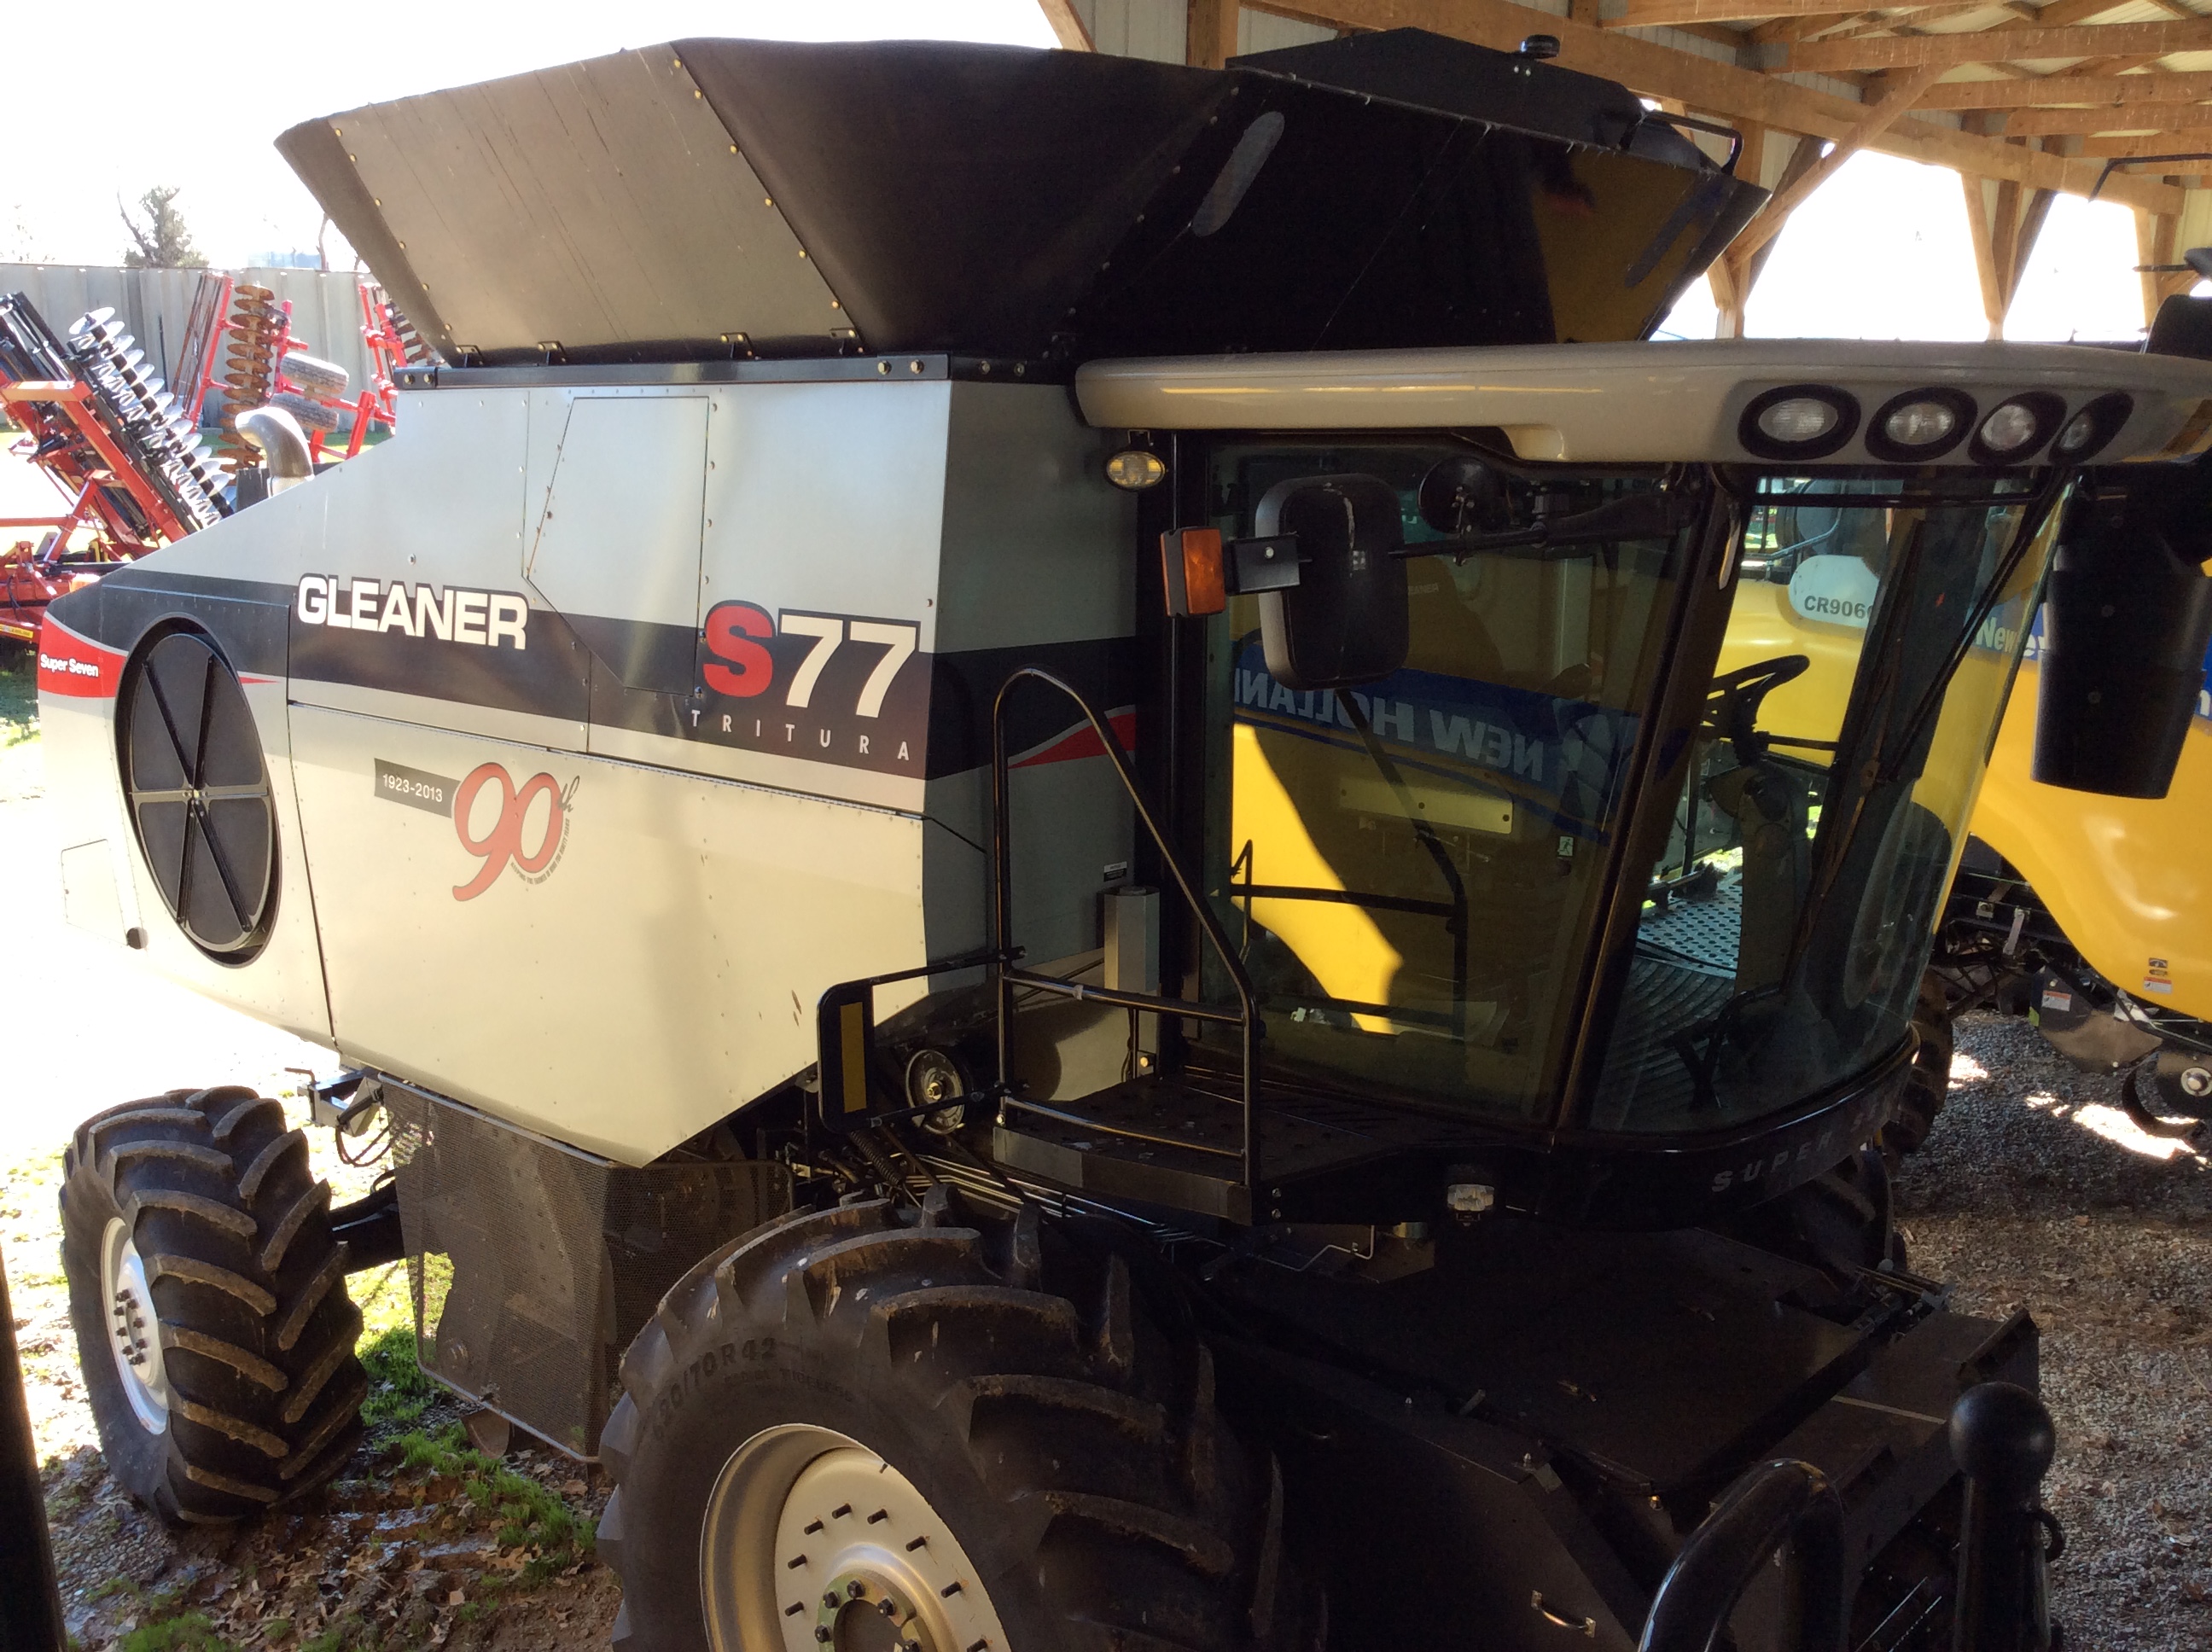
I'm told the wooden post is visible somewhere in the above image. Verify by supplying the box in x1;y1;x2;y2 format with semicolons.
1964;174;2057;339
1187;0;1240;68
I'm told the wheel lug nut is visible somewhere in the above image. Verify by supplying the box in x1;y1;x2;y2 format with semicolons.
880;1597;899;1618
847;1580;866;1600
822;1592;840;1610
813;1629;832;1644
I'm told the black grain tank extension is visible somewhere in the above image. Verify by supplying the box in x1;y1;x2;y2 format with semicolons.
277;32;1765;368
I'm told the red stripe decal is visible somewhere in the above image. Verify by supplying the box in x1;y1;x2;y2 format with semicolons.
1010;708;1138;769
36;616;124;699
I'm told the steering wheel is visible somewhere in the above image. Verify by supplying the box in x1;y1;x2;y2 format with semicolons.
1707;654;1810;763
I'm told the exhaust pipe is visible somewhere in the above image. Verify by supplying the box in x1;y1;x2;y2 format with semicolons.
235;404;314;496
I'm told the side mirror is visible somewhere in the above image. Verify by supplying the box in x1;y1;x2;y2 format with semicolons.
2034;472;2212;798
1252;473;1408;689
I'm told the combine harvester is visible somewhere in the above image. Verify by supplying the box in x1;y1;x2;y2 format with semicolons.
34;32;2212;1650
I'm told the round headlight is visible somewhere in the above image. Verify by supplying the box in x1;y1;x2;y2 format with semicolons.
1885;401;1954;445
1758;398;1840;444
1866;387;1974;462
1977;402;2040;453
2052;392;2133;462
1967;393;2064;465
1739;386;1860;459
1105;448;1167;491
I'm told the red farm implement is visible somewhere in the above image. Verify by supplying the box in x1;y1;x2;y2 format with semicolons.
1;291;226;644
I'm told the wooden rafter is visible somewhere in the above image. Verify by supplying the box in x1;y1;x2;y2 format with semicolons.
1786;17;2212;72
1962;173;2057;334
1039;0;1094;49
2080;129;2212;155
1608;0;1987;29
1731;67;1953;258
2004;101;2212;135
1277;0;2181;209
1712;128;1823;331
1916;69;2212;109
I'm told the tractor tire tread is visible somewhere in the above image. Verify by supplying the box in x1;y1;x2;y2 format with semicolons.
600;1196;1292;1651
59;1089;365;1523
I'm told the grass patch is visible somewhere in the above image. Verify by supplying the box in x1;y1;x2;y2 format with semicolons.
392;1422;593;1582
358;1325;437;1430
297;1616;370;1652
116;1598;232;1652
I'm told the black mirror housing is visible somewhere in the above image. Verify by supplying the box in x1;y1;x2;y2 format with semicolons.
1252;473;1409;689
2033;469;2212;799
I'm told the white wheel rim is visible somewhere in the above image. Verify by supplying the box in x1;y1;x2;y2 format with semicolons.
701;1423;1011;1652
99;1217;171;1433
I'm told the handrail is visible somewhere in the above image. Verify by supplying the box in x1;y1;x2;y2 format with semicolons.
1639;1459;1846;1652
990;666;1264;1193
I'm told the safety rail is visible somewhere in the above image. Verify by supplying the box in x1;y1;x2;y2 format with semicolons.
989;666;1265;1193
1639;1459;1845;1652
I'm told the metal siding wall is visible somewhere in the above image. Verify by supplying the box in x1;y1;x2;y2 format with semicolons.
1238;11;1339;51
0;265;376;416
1068;3;1340;63
1071;0;1190;61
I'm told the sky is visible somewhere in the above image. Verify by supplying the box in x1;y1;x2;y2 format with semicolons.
0;1;1058;271
0;0;2178;342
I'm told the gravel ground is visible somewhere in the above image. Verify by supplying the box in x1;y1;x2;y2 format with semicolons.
1898;1012;2212;1651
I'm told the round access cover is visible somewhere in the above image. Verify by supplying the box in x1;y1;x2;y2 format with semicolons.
119;630;276;958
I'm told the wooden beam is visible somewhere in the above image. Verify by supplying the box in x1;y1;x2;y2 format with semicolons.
1962;173;2058;334
1732;67;1950;258
2002;99;2212;134
1186;0;1240;67
1610;0;1985;26
1286;0;2182;207
2079;129;2212;155
1037;0;1094;48
1786;17;2212;71
1964;175;2008;331
1917;68;2212;108
1710;128;1823;332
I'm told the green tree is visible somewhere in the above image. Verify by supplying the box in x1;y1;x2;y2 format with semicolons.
119;187;208;269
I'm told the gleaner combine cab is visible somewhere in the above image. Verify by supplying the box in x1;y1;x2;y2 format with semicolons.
35;32;2212;1652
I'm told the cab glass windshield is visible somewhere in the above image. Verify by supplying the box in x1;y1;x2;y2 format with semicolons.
1591;476;2053;1131
1197;439;1698;1123
1194;444;2055;1136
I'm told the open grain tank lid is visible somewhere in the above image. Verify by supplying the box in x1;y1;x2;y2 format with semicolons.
277;31;1765;368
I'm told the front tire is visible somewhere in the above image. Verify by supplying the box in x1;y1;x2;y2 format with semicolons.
596;1197;1303;1652
61;1087;366;1522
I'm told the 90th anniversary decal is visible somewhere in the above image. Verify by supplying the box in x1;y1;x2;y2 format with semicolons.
374;757;576;900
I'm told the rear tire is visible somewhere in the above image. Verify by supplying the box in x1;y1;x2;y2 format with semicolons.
596;1197;1309;1651
1880;969;1955;1162
61;1087;366;1523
